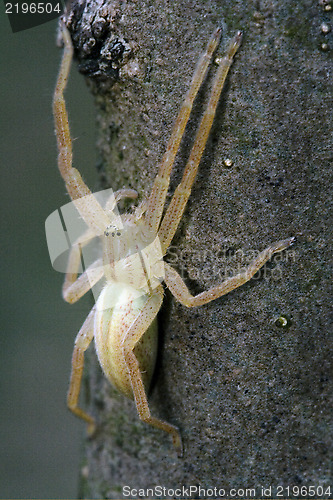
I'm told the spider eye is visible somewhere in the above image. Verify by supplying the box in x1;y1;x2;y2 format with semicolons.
104;225;122;237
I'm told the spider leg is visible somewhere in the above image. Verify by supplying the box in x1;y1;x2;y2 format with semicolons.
144;27;223;233
63;257;104;304
63;227;95;296
158;31;242;253
67;305;96;433
62;227;104;303
104;188;138;213
53;25;110;233
164;238;295;307
121;286;183;456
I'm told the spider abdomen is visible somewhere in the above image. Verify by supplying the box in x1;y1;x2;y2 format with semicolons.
94;283;159;399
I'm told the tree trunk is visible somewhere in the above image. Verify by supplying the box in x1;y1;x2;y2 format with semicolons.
61;0;332;498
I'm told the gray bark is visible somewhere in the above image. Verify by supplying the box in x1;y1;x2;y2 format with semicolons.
61;0;332;498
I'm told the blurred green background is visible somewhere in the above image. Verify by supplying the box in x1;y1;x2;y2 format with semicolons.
1;6;99;498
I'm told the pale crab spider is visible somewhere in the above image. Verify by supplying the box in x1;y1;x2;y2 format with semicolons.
53;24;294;457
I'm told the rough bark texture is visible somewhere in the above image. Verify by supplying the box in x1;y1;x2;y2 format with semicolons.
61;0;332;498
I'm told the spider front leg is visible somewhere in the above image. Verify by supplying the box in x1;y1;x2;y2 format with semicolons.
144;26;223;233
159;31;242;252
67;305;96;434
53;25;110;233
164;238;295;307
121;287;183;456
